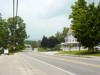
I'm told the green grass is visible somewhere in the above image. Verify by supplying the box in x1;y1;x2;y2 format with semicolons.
58;50;100;56
38;47;46;52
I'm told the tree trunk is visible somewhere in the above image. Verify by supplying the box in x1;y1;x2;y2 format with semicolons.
69;47;71;51
88;47;90;51
78;43;81;51
89;47;94;52
91;47;94;53
79;46;80;51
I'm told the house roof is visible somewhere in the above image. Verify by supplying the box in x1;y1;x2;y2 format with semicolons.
67;29;74;35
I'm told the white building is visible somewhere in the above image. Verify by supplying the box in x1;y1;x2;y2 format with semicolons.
61;29;85;51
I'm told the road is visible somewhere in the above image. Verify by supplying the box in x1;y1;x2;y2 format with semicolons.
0;49;100;75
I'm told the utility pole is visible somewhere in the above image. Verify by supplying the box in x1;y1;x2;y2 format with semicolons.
13;0;18;50
13;0;15;50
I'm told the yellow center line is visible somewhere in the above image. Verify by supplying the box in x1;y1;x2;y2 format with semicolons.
38;53;100;68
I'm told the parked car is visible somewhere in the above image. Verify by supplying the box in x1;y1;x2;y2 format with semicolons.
94;46;100;51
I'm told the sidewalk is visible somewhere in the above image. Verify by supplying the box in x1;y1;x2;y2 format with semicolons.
0;53;47;75
0;54;27;75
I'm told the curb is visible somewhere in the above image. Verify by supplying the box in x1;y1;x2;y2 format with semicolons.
56;54;100;58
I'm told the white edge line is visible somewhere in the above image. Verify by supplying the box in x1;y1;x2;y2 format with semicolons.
22;54;76;75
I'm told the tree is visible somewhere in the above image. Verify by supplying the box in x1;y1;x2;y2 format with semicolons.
48;36;59;48
55;27;69;43
53;44;61;51
31;41;38;49
8;16;27;51
62;27;69;37
41;36;48;48
69;0;90;51
0;14;9;49
83;2;98;51
69;0;100;52
95;2;100;43
55;32;64;43
24;40;38;49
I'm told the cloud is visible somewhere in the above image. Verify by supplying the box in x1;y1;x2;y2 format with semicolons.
36;0;68;19
0;0;13;18
0;0;75;40
18;0;72;40
27;15;71;40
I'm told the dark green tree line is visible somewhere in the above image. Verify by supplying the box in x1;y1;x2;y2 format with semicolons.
41;36;59;49
41;36;48;48
41;27;69;50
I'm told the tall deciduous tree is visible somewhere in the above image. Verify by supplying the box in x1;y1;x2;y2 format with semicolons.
96;2;100;43
84;2;97;51
8;16;27;50
69;0;87;47
69;0;100;51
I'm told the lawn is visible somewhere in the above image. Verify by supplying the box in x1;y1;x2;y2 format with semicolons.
58;50;100;56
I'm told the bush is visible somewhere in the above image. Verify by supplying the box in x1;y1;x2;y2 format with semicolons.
53;44;61;51
8;45;25;53
38;47;46;52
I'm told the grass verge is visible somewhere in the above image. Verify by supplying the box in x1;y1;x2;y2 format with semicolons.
57;50;100;56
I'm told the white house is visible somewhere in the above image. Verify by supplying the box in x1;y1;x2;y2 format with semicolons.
61;29;85;51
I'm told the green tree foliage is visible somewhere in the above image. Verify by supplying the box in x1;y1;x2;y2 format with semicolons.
41;36;48;48
24;40;32;45
48;36;59;48
41;36;59;49
40;27;69;50
0;14;27;53
69;0;100;51
8;16;27;51
24;40;40;49
31;41;38;49
55;27;69;43
84;3;97;50
55;32;64;43
63;27;69;37
53;44;60;51
96;2;100;42
0;14;9;49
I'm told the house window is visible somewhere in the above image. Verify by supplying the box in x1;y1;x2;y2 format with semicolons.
73;40;74;42
66;39;67;42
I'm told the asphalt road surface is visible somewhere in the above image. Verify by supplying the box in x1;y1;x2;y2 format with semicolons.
0;49;100;75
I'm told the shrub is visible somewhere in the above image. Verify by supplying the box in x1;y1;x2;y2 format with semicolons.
38;47;46;52
53;44;61;51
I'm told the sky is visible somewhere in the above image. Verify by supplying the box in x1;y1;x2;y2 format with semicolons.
0;0;100;40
